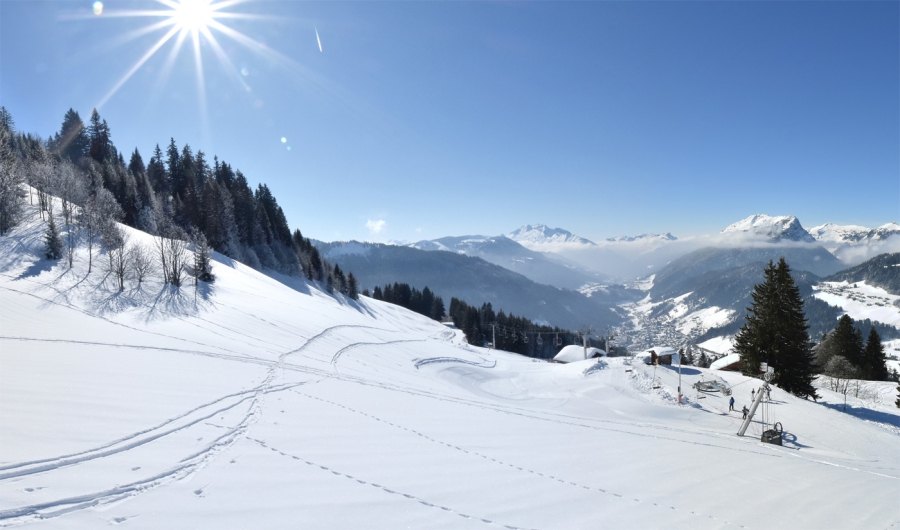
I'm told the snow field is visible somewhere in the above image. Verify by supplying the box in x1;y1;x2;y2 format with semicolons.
1;200;899;529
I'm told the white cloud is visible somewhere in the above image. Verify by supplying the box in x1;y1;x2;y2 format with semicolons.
415;227;422;233
366;219;386;234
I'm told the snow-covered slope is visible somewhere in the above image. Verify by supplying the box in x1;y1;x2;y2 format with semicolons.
506;224;595;247
812;281;900;327
721;214;816;243
2;199;899;529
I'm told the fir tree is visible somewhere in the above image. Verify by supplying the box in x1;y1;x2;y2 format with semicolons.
55;108;89;162
347;272;358;300
192;231;215;283
87;109;112;162
734;258;818;399
831;315;864;368
862;327;888;381
43;213;63;260
372;285;383;300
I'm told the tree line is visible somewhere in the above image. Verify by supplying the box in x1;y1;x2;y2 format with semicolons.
0;106;357;298
370;283;445;321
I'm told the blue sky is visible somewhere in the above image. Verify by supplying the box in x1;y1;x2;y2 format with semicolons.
1;1;897;243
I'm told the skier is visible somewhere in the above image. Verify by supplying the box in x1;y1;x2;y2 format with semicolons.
742;405;749;420
729;396;735;411
751;388;755;400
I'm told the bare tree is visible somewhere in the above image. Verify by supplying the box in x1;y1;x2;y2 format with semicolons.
105;226;129;291
824;356;858;411
154;217;188;286
81;187;122;273
54;161;86;268
128;242;155;284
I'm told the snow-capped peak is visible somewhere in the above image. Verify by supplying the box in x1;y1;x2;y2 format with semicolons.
806;222;900;248
606;233;677;243
506;224;595;246
721;214;815;243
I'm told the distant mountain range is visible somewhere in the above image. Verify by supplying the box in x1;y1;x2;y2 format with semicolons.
409;235;607;290
606;233;677;243
506;224;596;247
316;241;626;330
807;222;900;250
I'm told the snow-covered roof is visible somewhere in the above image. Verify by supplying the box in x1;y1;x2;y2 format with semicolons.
553;345;605;363
633;346;676;363
710;353;741;371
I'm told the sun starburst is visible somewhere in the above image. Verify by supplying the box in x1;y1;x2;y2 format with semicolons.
90;0;292;132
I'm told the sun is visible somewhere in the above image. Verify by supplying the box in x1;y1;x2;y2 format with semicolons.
171;0;215;32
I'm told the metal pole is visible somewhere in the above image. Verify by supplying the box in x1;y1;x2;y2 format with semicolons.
678;354;682;403
737;382;768;437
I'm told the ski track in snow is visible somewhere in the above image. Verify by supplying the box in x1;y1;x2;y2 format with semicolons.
297;393;748;528
414;356;497;369
249;438;545;530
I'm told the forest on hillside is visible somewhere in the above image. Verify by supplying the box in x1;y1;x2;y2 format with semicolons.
0;106;359;297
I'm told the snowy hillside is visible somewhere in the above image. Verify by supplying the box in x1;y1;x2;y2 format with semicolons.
812;281;900;328
506;224;595;248
2;200;899;529
721;214;816;243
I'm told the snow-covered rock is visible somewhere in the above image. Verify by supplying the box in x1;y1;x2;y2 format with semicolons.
721;214;816;243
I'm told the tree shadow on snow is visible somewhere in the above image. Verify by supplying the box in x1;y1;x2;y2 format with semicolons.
17;258;55;279
332;293;377;319
84;277;216;321
818;402;900;430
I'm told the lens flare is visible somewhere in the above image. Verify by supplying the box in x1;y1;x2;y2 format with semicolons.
93;1;103;15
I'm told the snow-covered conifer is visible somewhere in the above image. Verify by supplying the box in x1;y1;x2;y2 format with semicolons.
44;213;63;260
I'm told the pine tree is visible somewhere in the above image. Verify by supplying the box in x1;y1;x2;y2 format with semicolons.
735;258;818;399
44;213;63;260
372;285;383;300
862;327;888;381
896;382;900;409
56;108;89;162
347;272;358;300
192;231;215;283
830;315;864;368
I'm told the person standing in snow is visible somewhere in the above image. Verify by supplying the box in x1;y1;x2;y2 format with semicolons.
729;396;735;411
751;388;755;400
742;405;749;420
